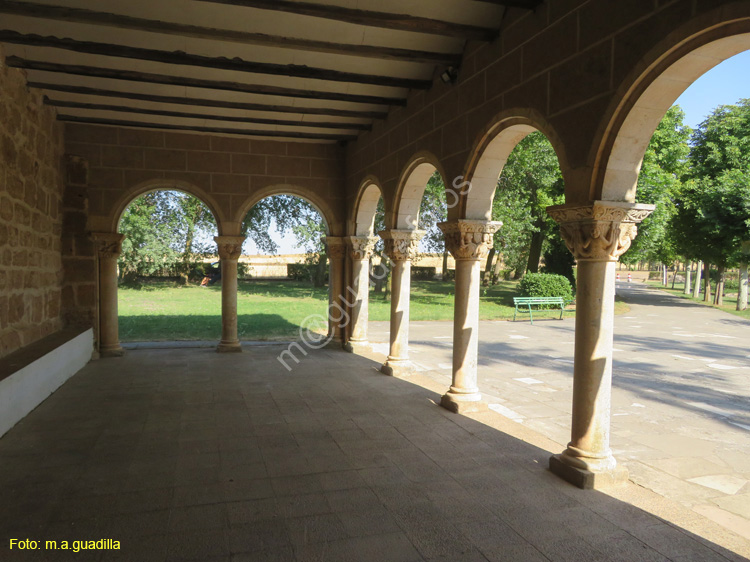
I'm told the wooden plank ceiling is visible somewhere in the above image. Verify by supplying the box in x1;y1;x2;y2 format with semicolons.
0;0;540;143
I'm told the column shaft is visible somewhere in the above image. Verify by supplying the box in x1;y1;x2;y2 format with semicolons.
547;201;653;488
378;229;424;377
438;220;501;413
98;254;123;357
567;259;616;470
215;236;245;353
349;258;370;343
91;232;124;358
448;258;482;397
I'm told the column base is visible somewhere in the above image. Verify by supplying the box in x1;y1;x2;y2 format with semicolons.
381;359;414;377
216;341;242;353
99;345;124;358
440;392;486;414
344;340;370;354
549;454;629;490
324;337;344;350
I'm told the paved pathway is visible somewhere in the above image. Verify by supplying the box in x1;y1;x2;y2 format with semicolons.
367;282;750;540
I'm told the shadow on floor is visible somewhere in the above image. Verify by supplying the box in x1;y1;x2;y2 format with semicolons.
0;348;747;561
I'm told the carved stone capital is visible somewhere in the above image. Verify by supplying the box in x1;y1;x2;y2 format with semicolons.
346;236;378;261
378;229;425;262
546;201;654;262
91;232;124;259
438;220;502;261
214;236;245;261
322;236;347;260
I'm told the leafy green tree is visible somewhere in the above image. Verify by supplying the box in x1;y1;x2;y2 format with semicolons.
672;170;750;304
241;195;328;286
118;190;217;282
623;106;691;267
690;98;750;180
492;132;565;278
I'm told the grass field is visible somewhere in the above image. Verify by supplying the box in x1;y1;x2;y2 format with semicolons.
646;280;750;321
119;279;626;341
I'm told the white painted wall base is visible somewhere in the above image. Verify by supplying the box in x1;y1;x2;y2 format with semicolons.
0;329;94;438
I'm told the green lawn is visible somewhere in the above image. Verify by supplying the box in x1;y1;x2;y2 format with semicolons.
646;280;750;320
119;279;625;341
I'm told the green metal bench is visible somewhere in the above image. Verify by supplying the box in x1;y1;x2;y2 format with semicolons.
512;296;567;324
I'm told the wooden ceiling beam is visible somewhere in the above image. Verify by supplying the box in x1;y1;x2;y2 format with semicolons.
0;0;461;65
470;0;540;8
45;98;372;131
194;0;498;41
8;57;406;106
29;82;387;119
0;30;431;89
58;115;357;141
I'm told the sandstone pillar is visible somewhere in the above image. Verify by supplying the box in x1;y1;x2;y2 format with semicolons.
438;220;502;413
91;232;125;358
344;236;378;353
215;236;245;353
547;201;653;488
323;236;347;347
379;230;424;376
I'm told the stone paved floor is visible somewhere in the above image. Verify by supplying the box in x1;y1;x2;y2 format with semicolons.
1;345;749;561
366;281;750;542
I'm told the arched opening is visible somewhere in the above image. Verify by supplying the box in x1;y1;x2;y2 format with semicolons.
238;193;333;342
601;34;750;202
116;189;221;343
353;181;383;236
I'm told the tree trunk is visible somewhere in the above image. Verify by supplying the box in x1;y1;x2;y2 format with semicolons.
384;270;391;301
738;261;748;311
493;252;504;283
483;248;495;286
526;221;545;274
442;249;449;280
693;260;702;298
714;265;725;306
313;253;327;288
684;262;692;295
703;261;711;303
662;264;668;286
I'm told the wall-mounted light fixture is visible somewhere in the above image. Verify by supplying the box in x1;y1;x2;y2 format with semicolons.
440;66;458;84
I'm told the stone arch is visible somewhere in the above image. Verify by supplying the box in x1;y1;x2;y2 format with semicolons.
350;177;383;236
460;111;568;221
393;151;446;230
595;14;750;202
235;184;333;235
109;179;226;235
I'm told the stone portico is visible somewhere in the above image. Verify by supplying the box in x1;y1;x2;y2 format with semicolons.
2;1;750;557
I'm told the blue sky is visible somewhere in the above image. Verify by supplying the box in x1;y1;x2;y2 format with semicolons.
675;50;750;129
250;50;750;255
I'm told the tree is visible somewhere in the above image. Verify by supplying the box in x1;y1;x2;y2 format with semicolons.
673;100;750;304
622;106;691;268
118;190;217;282
242;195;328;286
672;170;750;304
492;132;565;278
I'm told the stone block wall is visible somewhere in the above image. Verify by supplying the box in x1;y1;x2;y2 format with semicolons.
0;46;66;359
344;0;746;221
64;125;347;236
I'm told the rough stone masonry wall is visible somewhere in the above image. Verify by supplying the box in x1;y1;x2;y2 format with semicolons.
0;46;65;359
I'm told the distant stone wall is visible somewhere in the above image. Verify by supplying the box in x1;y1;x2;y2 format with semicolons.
0;46;66;358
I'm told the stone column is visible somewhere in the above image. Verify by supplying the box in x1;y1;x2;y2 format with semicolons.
438;220;502;413
546;201;653;489
344;236;378;353
323;236;347;347
215;236;245;353
378;230;424;376
91;232;125;358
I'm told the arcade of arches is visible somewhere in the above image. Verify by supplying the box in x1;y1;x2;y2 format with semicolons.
2;0;750;498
